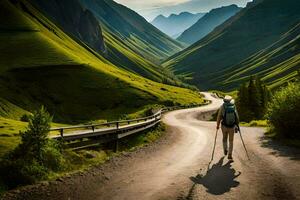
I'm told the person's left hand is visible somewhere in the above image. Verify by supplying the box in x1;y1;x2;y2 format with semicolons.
234;126;239;133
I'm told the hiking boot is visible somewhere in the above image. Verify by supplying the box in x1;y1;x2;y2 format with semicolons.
224;149;228;155
228;155;233;160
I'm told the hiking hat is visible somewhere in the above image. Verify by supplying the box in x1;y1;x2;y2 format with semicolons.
224;95;233;102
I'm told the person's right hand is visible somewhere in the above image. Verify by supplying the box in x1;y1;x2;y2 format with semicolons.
217;125;220;130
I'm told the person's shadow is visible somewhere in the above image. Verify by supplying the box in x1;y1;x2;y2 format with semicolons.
190;157;241;195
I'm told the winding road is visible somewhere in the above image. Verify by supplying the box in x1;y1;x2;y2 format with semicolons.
4;93;300;200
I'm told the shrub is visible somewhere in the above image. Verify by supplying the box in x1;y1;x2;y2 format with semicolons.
266;83;300;139
20;114;31;122
163;100;175;107
0;158;47;188
0;107;65;188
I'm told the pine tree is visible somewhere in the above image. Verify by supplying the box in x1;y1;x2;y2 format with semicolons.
255;77;265;118
248;76;260;119
237;83;252;121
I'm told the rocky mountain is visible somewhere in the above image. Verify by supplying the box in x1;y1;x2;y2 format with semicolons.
29;0;185;83
30;0;105;53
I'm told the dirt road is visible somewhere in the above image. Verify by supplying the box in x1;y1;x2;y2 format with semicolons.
4;93;300;200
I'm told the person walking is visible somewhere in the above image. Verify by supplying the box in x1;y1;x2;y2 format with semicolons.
216;95;239;160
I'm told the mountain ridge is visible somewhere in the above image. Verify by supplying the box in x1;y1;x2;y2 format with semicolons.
151;11;205;38
28;0;185;84
163;0;300;90
177;4;241;44
0;0;203;124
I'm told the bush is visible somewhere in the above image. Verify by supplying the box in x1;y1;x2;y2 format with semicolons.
20;114;31;122
266;83;300;139
0;158;48;188
0;107;65;188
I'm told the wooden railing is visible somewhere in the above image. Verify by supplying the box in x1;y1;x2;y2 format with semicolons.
50;102;209;150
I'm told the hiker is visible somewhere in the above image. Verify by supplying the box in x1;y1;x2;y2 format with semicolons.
216;95;239;160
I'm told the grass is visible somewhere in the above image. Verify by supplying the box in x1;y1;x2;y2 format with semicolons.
0;118;24;157
240;120;268;127
19;123;166;187
163;0;300;91
0;0;202;194
0;0;204;122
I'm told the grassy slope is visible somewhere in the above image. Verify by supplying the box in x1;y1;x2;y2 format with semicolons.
28;0;185;84
0;0;204;156
216;23;300;90
80;0;184;66
163;0;300;91
0;0;204;121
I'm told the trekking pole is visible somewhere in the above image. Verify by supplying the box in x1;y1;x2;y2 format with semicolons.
210;129;219;162
237;125;250;160
207;129;218;171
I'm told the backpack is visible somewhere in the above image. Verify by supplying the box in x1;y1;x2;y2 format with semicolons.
222;103;237;128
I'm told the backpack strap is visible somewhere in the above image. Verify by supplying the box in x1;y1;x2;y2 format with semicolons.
222;104;227;124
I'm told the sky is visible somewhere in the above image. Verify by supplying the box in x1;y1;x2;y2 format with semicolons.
115;0;252;21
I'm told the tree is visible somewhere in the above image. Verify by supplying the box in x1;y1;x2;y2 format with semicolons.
19;106;52;161
0;107;64;188
237;83;252;121
248;76;261;119
236;76;270;121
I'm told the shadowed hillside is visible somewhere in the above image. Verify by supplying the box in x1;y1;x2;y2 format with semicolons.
29;0;105;53
29;0;185;84
164;0;300;90
0;0;203;124
177;5;241;45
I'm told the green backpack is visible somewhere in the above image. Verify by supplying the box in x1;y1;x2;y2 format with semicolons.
222;103;237;128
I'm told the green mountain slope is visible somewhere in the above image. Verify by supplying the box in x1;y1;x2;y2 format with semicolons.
151;12;205;38
0;0;203;124
216;22;300;90
177;5;241;45
29;0;185;84
28;0;105;53
163;0;300;90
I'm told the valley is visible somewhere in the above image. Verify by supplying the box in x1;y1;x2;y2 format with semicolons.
0;0;300;199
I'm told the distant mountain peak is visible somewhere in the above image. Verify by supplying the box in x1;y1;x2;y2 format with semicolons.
152;14;166;22
151;11;206;38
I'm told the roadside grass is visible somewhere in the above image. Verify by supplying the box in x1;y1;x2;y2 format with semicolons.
0;117;165;194
240;120;269;127
0;107;166;159
35;124;165;183
118;123;165;152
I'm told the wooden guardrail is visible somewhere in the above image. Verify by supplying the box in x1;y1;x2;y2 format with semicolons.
50;102;209;151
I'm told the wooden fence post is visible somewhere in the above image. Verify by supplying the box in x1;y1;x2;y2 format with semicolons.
60;129;64;138
114;139;119;152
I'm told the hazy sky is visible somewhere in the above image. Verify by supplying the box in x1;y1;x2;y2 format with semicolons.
115;0;252;21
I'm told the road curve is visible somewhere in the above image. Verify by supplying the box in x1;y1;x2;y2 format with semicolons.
88;92;300;200
3;93;300;200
